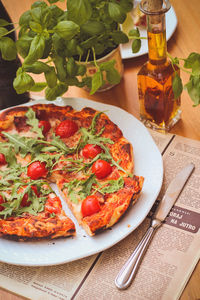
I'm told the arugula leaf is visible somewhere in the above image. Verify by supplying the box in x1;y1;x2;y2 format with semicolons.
2;132;38;157
63;174;98;203
25;108;44;138
97;176;124;194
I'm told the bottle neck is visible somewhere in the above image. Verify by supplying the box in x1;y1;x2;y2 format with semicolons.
147;13;167;65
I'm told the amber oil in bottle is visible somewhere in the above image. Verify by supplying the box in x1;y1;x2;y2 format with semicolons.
137;0;181;132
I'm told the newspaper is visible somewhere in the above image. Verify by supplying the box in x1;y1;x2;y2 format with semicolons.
0;132;200;300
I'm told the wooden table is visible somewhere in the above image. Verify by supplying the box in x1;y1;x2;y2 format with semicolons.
1;0;200;299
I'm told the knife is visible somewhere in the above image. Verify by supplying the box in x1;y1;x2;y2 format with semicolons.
115;162;195;290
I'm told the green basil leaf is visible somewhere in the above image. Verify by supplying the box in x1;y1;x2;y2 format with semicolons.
24;61;51;74
24;34;45;64
66;57;78;77
90;70;104;95
45;83;68;100
67;0;92;25
54;55;67;81
29;21;43;33
55;21;80;40
108;3;126;24
30;82;47;92
132;39;141;53
129;27;140;37
31;1;48;9
185;75;200;106
81;21;105;36
0;19;9;27
119;0;133;12
13;72;35;94
45;67;57;88
110;31;129;44
19;10;31;26
0;37;17;60
16;35;33;58
172;73;183;99
0;27;8;38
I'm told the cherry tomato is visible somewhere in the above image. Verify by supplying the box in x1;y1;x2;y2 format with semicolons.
55;119;78;138
82;144;102;159
0;153;6;165
45;196;62;214
92;159;112;179
21;186;39;207
81;195;101;217
27;161;48;180
38;120;51;134
0;195;5;211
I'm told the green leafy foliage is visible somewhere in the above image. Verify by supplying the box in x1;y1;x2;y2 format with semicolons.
172;73;183;99
0;0;138;100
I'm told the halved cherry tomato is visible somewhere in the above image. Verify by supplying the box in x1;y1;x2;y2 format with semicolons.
92;159;112;179
38;120;51;134
45;196;62;214
81;195;101;217
21;186;39;207
82;144;102;159
0;195;5;211
55;119;78;138
0;153;6;165
27;161;48;180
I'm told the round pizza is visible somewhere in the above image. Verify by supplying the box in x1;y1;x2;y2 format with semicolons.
0;103;144;240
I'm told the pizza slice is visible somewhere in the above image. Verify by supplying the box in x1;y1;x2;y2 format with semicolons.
0;179;75;240
57;175;144;236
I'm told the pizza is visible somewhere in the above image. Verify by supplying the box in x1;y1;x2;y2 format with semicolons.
0;103;144;240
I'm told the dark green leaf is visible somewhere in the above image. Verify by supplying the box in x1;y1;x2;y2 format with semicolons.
24;34;45;65
55;21;80;40
45;83;68;100
108;3;126;24
66;57;78;77
45;67;57;88
0;37;17;60
19;10;31;26
16;35;33;58
0;19;9;26
67;0;92;25
90;70;104;95
81;21;105;36
29;21;43;33
129;27;140;37
132;39;141;53
30;82;47;92
110;31;129;44
185;75;200;106
0;27;8;37
24;61;51;74
13;72;35;94
172;73;183;99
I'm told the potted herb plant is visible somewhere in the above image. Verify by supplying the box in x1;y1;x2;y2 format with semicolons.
0;0;136;101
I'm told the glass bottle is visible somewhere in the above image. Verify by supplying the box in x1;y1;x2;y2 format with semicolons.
0;1;29;109
137;0;181;132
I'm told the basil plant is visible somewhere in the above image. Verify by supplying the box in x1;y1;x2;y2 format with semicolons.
0;0;136;100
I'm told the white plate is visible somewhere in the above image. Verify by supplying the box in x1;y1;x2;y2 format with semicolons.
0;97;163;266
120;5;178;59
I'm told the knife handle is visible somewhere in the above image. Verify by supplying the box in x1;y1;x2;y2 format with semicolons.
115;219;161;290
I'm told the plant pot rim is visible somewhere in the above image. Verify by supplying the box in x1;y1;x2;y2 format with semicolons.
76;46;120;65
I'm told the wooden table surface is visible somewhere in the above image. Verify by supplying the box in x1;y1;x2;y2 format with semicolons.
1;0;200;299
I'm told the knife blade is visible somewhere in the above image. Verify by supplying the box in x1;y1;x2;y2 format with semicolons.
115;162;195;290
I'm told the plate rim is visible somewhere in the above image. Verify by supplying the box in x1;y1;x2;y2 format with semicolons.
0;97;163;266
